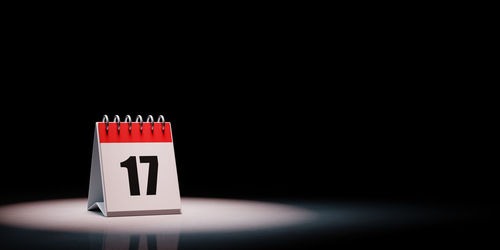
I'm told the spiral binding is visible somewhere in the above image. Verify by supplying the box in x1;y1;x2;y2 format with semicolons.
102;115;167;134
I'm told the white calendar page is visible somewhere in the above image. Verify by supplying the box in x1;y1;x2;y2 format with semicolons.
88;120;181;217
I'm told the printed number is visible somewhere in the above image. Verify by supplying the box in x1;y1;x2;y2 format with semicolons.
140;156;159;195
120;156;140;195
120;156;159;196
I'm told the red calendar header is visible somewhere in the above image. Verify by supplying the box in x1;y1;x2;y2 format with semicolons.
98;122;173;143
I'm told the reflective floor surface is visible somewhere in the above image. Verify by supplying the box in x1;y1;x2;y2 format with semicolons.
0;197;496;249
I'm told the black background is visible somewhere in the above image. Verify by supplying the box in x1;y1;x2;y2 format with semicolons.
0;16;497;249
1;55;494;205
2;81;494;204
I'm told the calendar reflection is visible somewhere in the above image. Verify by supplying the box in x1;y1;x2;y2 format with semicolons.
99;233;178;250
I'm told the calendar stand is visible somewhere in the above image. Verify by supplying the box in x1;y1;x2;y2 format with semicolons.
88;115;182;217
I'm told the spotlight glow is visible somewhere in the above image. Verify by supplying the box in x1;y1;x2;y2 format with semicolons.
0;198;316;234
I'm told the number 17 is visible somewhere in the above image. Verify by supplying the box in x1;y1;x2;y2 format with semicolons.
120;156;159;196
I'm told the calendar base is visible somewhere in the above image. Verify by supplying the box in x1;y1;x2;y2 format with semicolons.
88;202;181;217
107;209;182;217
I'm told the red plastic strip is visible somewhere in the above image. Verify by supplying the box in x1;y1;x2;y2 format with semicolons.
98;122;173;143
